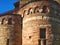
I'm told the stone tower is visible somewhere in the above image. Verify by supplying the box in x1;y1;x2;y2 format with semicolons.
17;0;60;45
0;14;22;45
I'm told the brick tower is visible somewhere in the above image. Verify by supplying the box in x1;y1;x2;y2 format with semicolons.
17;0;60;45
0;14;22;45
0;0;60;45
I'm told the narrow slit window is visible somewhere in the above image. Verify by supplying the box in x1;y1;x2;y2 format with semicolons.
38;40;41;45
7;39;9;45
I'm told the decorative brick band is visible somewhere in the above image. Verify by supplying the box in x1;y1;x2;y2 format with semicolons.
23;16;60;23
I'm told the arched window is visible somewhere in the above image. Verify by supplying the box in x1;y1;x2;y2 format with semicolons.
29;8;34;14
35;6;44;13
41;6;49;13
8;18;12;25
24;10;29;15
35;7;40;13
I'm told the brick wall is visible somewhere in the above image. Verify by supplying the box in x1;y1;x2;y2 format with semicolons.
18;1;60;45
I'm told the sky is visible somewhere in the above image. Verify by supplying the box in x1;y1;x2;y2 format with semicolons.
0;0;18;14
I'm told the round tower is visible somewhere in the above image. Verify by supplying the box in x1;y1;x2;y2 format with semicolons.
0;14;22;45
17;0;60;45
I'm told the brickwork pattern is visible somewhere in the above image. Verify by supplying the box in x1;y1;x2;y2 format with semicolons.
0;0;60;45
18;1;60;45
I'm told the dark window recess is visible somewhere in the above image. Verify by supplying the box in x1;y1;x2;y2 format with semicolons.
8;18;12;24
41;6;48;13
29;36;31;39
1;18;5;24
7;39;9;45
38;40;41;45
40;28;46;38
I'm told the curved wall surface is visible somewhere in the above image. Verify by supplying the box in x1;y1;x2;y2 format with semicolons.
17;1;60;45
